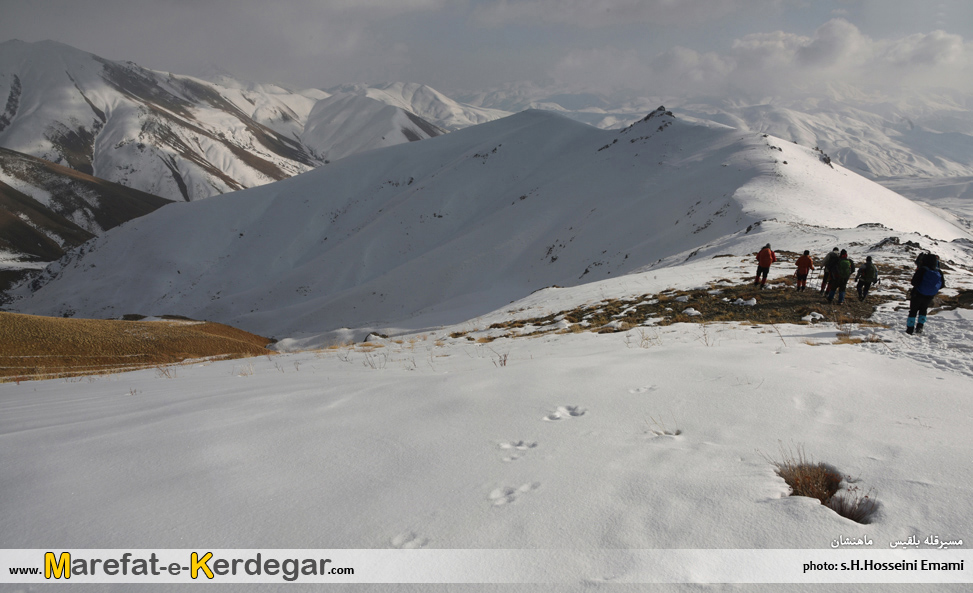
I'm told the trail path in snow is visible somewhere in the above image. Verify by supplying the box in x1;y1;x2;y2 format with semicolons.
865;302;973;380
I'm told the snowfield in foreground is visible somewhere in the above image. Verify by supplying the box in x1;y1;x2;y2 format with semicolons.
2;247;973;591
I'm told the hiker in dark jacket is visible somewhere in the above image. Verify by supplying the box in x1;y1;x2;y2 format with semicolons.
820;247;840;293
907;254;945;335
825;250;855;305
754;243;776;289
856;256;879;301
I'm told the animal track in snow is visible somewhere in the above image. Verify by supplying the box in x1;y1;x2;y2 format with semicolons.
543;405;586;421
489;482;541;506
498;440;537;462
390;531;428;549
499;440;537;450
629;385;659;394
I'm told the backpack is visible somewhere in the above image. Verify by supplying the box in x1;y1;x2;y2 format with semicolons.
862;263;878;282
823;252;838;271
916;268;943;296
836;258;853;280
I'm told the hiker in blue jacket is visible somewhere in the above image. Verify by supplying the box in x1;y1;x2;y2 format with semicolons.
907;253;945;335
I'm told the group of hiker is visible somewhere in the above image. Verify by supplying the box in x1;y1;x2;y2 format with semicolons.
752;243;946;335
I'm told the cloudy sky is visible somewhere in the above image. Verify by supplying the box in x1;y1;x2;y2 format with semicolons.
2;0;971;96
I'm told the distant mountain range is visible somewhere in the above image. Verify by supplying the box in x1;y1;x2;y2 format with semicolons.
455;82;973;181
0;40;443;205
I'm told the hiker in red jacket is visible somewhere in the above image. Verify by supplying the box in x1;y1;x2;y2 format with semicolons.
754;243;776;289
794;250;815;291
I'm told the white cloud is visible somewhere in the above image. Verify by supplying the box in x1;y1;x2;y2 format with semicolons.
550;18;973;95
324;0;449;14
473;0;778;27
881;30;966;67
795;18;872;68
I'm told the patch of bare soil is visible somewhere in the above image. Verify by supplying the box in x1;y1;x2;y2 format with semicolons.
0;312;273;382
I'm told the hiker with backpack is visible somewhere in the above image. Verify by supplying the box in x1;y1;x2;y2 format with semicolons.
825;249;855;305
907;253;946;335
856;256;879;301
820;247;840;293
754;243;776;289
795;250;814;291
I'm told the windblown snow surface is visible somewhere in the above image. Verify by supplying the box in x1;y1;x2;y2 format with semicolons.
3;109;973;591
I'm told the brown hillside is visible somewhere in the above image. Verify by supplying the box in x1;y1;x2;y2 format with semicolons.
0;312;273;382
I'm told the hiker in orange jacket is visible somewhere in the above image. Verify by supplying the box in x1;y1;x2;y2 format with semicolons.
754;243;776;289
795;250;815;291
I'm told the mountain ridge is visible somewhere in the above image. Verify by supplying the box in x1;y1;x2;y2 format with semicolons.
8;108;969;343
0;40;443;202
0;145;171;261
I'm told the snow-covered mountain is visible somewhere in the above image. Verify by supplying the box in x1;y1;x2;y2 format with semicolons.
676;87;973;180
0;40;443;202
0;146;170;261
302;92;445;162
453;83;973;195
327;82;508;132
9;108;970;343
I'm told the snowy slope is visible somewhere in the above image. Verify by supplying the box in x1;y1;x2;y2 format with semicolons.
4;101;973;590
9;108;970;343
0;41;442;202
302;92;444;162
2;253;973;590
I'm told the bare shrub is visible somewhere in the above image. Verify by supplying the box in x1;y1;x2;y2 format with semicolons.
156;365;177;379
826;484;879;524
363;351;388;370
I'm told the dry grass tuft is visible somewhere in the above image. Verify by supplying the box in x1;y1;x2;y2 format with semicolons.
772;445;842;504
768;444;879;524
833;332;865;345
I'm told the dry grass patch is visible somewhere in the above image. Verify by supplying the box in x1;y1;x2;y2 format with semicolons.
833;332;886;346
0;311;273;382
484;278;892;338
769;445;879;524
